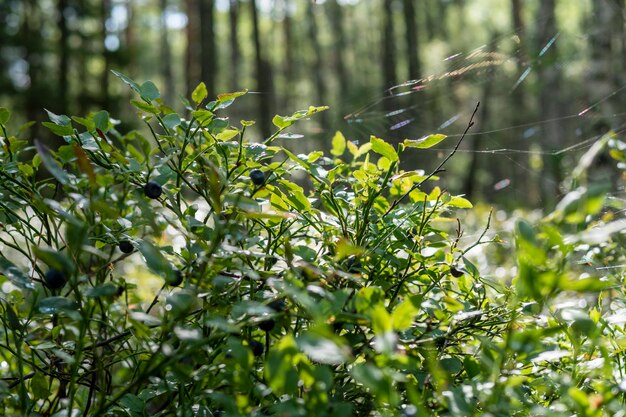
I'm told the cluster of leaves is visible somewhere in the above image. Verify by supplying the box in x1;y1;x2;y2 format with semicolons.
0;74;625;417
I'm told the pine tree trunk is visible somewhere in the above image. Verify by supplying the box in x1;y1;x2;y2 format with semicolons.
199;0;216;99
160;0;174;104
403;0;420;82
250;0;272;139
229;0;240;91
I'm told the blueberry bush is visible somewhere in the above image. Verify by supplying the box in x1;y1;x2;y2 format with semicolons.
0;75;625;416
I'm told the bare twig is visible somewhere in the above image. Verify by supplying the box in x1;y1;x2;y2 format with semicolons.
384;102;480;217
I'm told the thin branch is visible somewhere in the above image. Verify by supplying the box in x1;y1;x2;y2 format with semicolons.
384;102;480;217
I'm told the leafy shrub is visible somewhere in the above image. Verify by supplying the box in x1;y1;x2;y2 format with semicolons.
0;76;624;417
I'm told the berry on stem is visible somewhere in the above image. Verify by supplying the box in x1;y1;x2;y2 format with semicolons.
249;340;264;357
168;269;184;287
44;269;67;290
118;240;134;254
249;169;266;186
259;318;276;332
144;181;163;199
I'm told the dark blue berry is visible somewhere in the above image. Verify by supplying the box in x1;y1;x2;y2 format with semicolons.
118;240;134;254
259;318;276;332
249;340;264;357
44;269;67;290
168;269;183;287
249;169;266;186
144;181;162;199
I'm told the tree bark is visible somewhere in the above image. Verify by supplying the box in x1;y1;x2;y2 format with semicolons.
536;0;563;205
403;0;420;82
326;0;349;118
101;0;111;109
306;1;327;116
381;0;397;93
250;0;273;139
280;0;294;110
58;0;70;114
199;0;216;99
185;0;201;99
228;0;240;91
160;0;174;104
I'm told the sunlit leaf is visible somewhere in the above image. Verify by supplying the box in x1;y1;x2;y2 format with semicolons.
403;134;447;149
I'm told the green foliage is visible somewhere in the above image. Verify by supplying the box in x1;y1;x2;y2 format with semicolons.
0;76;626;416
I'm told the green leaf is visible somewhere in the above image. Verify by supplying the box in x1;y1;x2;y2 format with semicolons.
297;329;350;365
217;90;247;103
162;113;181;129
216;128;239;141
34;140;69;185
334;238;363;261
38;297;79;314
448;196;473;208
137;240;175;283
265;335;300;395
42;122;74;137
0;256;35;290
32;247;75;274
140;81;160;102
30;372;50;400
120;393;146;413
391;295;422;330
350;363;398;405
93;110;110;132
516;220;536;245
111;69;141;94
191;82;208;104
130;100;159;114
86;283;118;298
403;134;447;149
370;136;398;162
45;109;71;126
331;131;347;156
0;107;10;125
440;357;463;374
355;287;385;314
272;115;292;129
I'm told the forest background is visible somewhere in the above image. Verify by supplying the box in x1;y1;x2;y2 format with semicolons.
0;0;624;210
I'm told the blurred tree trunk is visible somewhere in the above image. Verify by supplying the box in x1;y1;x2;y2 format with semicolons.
403;0;420;82
511;0;528;63
281;0;294;110
58;0;70;114
199;0;216;99
381;0;397;94
510;0;538;204
463;34;498;200
250;0;273;139
536;0;563;205
306;1;327;120
159;0;175;105
423;0;436;41
228;0;240;91
185;0;201;98
588;0;624;123
326;0;348;119
22;0;45;132
160;0;174;104
101;0;111;109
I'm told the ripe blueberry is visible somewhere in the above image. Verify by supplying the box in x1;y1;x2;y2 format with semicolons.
118;240;134;254
44;269;67;290
268;299;286;313
168;269;184;287
249;340;264;357
249;169;266;186
450;266;464;277
259;318;276;332
144;181;162;199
